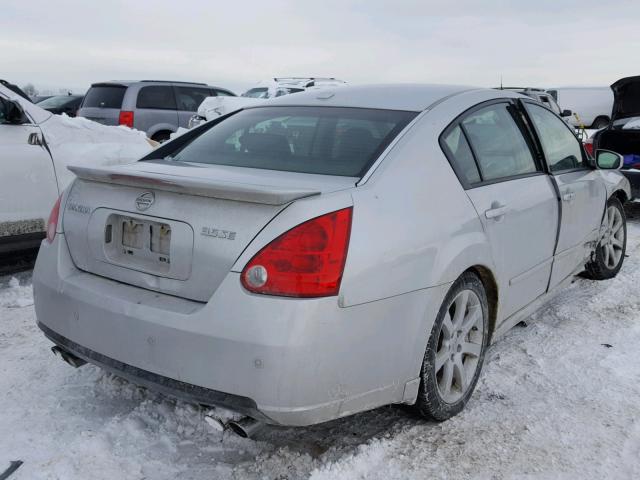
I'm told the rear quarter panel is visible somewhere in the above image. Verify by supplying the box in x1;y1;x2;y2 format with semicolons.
341;90;506;309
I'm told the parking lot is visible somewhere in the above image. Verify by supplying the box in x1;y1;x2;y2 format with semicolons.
1;204;638;480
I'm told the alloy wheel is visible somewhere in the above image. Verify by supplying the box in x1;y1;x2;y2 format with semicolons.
435;289;484;404
601;205;625;270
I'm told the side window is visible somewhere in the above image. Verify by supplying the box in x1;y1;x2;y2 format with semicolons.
175;87;211;112
136;86;177;110
525;103;585;172
214;89;233;97
442;125;481;184
461;103;538;181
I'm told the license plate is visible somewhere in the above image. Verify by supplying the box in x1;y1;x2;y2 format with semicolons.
106;216;172;265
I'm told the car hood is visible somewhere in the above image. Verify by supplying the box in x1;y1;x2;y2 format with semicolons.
611;76;640;121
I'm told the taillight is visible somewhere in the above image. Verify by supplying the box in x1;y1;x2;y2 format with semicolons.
46;195;62;244
241;207;353;298
118;110;134;128
583;138;594;157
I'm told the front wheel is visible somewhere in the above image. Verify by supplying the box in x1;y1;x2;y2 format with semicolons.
413;272;489;421
585;197;627;280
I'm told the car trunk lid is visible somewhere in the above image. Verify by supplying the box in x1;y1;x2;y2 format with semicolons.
63;161;356;302
611;76;640;122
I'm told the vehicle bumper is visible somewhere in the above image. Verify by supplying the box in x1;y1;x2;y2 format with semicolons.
622;169;640;199
33;234;448;426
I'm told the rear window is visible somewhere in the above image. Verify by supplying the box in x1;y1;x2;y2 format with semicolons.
136;86;177;110
82;86;126;109
166;106;416;177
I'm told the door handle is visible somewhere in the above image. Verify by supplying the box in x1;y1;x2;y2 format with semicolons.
28;132;43;146
485;204;509;220
562;191;575;202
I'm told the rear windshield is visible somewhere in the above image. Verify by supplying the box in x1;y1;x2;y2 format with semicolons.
37;96;80;108
166;106;417;177
82;85;126;109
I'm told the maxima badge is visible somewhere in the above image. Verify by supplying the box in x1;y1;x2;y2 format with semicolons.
135;192;155;211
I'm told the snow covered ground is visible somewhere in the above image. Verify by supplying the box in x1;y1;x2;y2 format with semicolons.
2;204;640;480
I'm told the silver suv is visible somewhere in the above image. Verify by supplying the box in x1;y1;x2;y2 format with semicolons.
77;80;235;141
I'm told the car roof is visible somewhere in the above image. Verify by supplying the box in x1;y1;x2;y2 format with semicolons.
257;83;479;112
90;80;210;88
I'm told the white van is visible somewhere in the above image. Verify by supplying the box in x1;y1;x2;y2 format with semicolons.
547;87;613;129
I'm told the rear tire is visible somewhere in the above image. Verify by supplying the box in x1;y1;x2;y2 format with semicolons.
585;197;627;280
151;131;171;143
591;116;610;129
413;272;489;421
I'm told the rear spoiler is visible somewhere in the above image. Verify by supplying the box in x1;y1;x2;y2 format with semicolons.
68;165;320;206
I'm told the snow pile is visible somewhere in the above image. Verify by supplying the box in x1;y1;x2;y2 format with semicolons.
39;114;155;190
1;206;640;479
0;276;33;308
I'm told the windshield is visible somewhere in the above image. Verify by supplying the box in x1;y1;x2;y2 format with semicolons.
167;106;416;177
242;88;269;99
612;116;640;130
37;96;78;108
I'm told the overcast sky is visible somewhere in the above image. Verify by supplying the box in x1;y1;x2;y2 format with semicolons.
2;0;639;94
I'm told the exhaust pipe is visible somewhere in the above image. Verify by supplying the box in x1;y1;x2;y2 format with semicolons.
51;346;86;368
226;417;265;439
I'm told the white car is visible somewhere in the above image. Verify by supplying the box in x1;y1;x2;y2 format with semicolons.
0;84;154;253
547;87;614;129
188;78;347;128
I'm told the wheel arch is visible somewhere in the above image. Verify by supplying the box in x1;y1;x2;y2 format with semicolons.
465;265;499;343
147;123;177;139
611;188;628;205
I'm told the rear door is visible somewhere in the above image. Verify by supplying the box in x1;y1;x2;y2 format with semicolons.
77;84;126;125
522;101;606;288
0;97;58;246
134;85;179;136
442;100;559;319
174;86;214;128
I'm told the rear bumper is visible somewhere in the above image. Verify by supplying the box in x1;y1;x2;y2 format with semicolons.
622;169;640;199
33;234;447;426
39;322;271;422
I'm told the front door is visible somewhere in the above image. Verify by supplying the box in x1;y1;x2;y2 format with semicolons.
523;101;607;288
0;98;58;243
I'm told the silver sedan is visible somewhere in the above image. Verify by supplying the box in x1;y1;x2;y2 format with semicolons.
33;84;630;434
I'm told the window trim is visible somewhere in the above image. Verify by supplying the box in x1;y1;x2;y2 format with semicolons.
518;99;592;175
439;98;545;190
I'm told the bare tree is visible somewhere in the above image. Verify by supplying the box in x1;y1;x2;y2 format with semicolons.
22;83;38;97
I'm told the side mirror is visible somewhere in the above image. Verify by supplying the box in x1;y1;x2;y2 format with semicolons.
561;109;572;117
0;98;27;124
595;149;623;170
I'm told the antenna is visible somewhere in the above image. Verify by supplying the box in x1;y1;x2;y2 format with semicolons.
500;75;503;90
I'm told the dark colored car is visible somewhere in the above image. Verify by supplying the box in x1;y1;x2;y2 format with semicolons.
592;76;640;199
32;95;53;104
37;95;84;117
